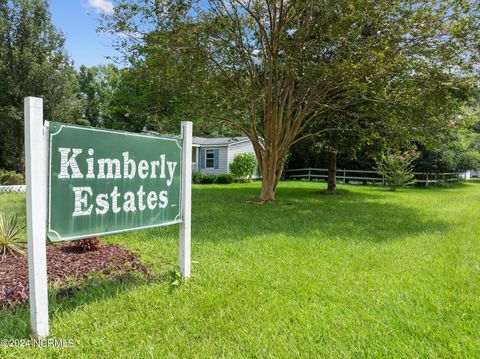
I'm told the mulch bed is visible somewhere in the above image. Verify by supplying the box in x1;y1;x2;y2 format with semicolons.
0;242;149;307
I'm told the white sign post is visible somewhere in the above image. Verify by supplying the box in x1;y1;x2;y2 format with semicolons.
24;97;49;338
179;121;192;278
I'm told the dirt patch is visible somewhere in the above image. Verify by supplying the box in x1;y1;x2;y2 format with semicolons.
245;198;293;205
0;242;149;307
316;189;351;196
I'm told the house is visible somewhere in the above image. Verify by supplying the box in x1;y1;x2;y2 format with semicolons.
192;136;257;175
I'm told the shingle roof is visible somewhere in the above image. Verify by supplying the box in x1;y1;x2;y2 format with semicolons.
192;136;250;146
142;130;251;147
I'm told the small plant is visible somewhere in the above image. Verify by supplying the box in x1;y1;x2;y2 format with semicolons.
0;285;28;308
192;171;204;184
229;153;257;181
169;266;183;288
375;150;417;191
0;213;25;256
78;237;101;252
216;173;234;184
0;170;24;185
200;174;217;184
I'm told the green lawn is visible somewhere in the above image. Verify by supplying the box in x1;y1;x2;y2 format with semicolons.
1;181;480;357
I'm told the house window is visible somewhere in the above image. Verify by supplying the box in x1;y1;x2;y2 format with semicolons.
206;149;215;168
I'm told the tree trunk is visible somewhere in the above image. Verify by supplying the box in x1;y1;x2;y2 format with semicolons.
327;151;337;192
17;128;25;175
260;176;276;202
259;155;281;202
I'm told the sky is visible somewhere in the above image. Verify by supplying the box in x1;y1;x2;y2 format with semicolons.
49;0;120;68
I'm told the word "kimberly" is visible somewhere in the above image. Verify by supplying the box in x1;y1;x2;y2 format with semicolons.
58;148;178;186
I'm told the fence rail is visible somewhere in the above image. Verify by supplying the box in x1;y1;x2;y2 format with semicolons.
283;168;463;187
0;185;26;193
0;170;464;192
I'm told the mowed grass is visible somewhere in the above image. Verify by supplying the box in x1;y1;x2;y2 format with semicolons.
1;181;480;358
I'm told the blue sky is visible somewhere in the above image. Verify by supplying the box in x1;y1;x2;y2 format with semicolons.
49;0;119;68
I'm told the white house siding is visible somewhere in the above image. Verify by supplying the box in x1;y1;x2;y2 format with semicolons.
228;141;255;164
199;146;229;175
228;141;260;178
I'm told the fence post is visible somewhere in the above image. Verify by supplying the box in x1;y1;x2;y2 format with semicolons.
308;168;311;181
343;170;346;183
425;174;429;188
25;97;49;339
179;121;192;279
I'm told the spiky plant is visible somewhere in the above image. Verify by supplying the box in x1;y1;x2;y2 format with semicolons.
0;213;25;256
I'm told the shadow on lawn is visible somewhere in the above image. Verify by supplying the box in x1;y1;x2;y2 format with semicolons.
0;268;172;339
192;183;450;243
0;183;455;338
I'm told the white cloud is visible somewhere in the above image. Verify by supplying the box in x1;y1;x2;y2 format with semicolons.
86;0;114;14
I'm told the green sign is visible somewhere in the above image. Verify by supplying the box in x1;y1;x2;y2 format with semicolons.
48;122;182;241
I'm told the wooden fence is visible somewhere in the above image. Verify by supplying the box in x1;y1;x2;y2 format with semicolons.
0;185;26;192
283;168;462;187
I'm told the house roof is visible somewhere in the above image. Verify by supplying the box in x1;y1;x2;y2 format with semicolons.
192;136;250;147
142;130;251;147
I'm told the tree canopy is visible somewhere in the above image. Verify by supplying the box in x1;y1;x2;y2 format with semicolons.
0;0;80;173
101;0;480;201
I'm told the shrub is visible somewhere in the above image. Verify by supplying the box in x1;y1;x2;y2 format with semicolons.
200;174;217;184
0;170;24;185
457;151;480;172
229;153;257;181
375;151;416;191
78;237;102;252
216;173;234;184
0;213;25;256
192;171;204;184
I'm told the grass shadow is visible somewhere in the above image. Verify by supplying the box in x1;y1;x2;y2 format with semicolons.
191;182;450;244
0;262;173;339
0;191;177;339
0;182;461;340
316;188;352;196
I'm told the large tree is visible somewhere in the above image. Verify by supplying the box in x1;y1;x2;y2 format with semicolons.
77;64;120;128
0;0;80;173
302;70;475;191
102;0;479;201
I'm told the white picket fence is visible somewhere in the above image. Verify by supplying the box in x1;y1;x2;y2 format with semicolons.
0;169;464;192
0;185;26;192
283;168;463;187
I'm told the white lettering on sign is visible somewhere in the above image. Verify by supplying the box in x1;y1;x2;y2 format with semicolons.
72;186;171;217
97;158;122;179
167;161;177;186
123;152;136;179
138;160;149;179
58;148;177;185
58;148;84;179
58;148;179;218
95;193;109;215
72;187;93;216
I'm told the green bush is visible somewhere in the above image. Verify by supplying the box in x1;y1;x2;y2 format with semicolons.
216;173;234;184
200;174;217;184
457;151;480;172
375;151;416;191
0;170;24;185
229;153;257;181
193;172;234;184
192;171;204;184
